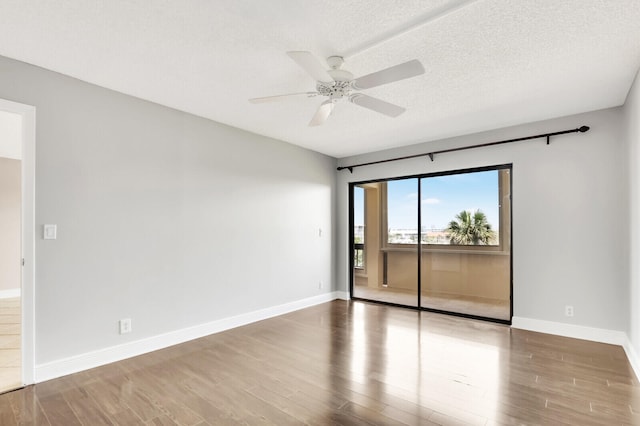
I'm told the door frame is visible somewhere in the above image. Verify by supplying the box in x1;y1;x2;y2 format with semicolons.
0;98;36;385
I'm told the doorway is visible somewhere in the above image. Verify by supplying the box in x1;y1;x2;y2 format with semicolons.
350;165;512;323
0;99;35;392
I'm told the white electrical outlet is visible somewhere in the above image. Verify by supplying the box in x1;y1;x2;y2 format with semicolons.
565;305;574;317
119;318;132;334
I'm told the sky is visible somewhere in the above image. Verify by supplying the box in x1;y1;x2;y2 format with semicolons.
354;169;501;230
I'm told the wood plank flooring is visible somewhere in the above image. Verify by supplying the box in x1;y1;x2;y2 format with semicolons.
0;296;21;394
1;300;639;425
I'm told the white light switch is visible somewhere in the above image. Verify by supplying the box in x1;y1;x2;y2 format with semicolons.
43;224;57;240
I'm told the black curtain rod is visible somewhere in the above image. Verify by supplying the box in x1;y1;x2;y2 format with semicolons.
337;125;590;172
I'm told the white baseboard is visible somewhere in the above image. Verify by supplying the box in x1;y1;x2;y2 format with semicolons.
0;288;20;299
511;316;627;345
335;290;349;300
35;291;343;383
623;337;640;382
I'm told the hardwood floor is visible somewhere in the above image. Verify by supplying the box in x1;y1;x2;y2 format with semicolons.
0;296;21;394
1;299;639;425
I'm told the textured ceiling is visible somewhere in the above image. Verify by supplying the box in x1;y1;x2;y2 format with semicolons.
0;0;639;157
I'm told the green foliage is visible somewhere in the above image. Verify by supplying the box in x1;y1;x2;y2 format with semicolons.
446;209;496;245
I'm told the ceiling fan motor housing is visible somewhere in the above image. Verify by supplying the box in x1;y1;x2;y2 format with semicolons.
317;63;355;100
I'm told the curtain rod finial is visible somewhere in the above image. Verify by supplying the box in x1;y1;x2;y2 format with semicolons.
579;126;590;133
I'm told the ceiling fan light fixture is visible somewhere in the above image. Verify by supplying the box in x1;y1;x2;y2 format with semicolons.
317;80;352;98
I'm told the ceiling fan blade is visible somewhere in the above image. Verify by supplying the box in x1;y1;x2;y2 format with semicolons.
349;93;406;117
309;100;335;126
287;51;333;83
352;59;425;90
249;92;318;103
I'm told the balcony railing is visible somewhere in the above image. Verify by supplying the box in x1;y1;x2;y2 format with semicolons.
354;243;364;269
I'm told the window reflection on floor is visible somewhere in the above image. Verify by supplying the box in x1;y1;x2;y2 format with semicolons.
350;302;369;384
349;301;500;418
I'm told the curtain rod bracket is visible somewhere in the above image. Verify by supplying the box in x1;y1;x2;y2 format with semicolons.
546;135;551;145
347;167;353;173
428;153;434;162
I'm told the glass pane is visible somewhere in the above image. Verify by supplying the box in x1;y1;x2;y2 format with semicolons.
420;169;511;321
352;180;418;307
421;170;499;246
387;179;419;244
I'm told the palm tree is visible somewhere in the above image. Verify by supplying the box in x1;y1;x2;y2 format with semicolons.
446;209;496;245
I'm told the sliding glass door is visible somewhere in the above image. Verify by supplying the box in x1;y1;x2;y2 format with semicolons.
350;165;512;322
420;168;511;321
352;179;419;307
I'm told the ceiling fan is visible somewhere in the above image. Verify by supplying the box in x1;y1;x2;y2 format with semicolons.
249;51;425;126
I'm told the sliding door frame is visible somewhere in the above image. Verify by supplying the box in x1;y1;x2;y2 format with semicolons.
348;164;513;325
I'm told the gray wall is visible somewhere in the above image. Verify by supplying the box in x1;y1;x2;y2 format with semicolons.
0;55;336;364
625;68;640;352
0;157;21;294
337;107;629;331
